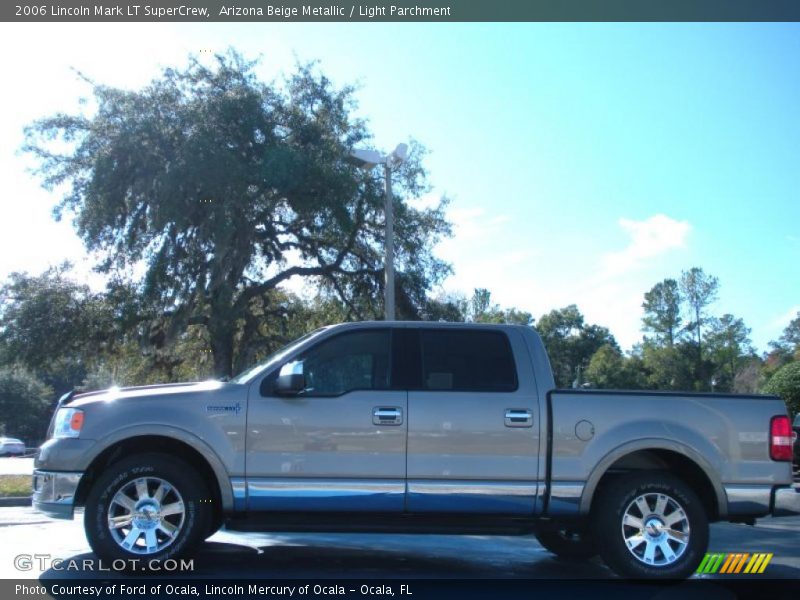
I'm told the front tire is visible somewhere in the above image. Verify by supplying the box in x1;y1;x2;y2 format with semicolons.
593;473;708;579
84;453;212;568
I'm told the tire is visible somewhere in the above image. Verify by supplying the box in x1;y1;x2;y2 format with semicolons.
84;453;212;569
535;525;598;559
593;472;708;579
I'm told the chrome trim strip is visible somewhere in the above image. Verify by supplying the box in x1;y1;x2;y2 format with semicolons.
407;480;537;514
725;484;772;515
408;481;537;496
230;476;247;512
548;481;584;516
32;470;82;520
246;478;405;512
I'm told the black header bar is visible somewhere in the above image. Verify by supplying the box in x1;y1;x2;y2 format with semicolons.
5;0;800;22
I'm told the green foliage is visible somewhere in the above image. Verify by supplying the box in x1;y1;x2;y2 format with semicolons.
585;344;647;389
732;357;763;394
0;369;53;444
680;267;719;362
638;269;759;392
0;265;118;392
468;288;534;325
704;314;755;392
768;311;800;367
24;51;451;377
416;289;533;326
778;311;800;351
639;341;700;391
642;279;682;346
763;361;800;415
420;292;469;322
537;305;617;387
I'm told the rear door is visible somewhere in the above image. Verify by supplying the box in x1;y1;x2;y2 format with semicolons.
405;327;541;514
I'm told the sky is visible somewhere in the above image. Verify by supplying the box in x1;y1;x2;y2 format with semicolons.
0;22;798;352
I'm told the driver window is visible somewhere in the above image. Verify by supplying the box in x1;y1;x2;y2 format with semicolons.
300;330;391;396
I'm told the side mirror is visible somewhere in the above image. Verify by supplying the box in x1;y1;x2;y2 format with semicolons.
275;361;305;396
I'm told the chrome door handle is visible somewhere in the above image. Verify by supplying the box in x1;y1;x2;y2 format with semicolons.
373;407;403;426
505;409;533;428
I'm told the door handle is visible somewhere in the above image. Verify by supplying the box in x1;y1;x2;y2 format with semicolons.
373;407;403;426
505;409;533;428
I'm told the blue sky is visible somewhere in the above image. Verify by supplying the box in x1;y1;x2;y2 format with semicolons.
0;22;798;351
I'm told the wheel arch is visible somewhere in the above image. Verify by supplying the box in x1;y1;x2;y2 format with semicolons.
75;428;232;520
580;439;726;521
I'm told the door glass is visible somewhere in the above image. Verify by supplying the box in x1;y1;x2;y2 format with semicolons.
301;330;391;396
420;329;517;392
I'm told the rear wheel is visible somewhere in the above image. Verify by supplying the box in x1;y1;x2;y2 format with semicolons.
593;473;708;579
84;453;212;568
534;524;597;559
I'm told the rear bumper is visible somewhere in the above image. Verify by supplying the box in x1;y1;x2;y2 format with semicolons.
772;484;800;517
32;470;82;519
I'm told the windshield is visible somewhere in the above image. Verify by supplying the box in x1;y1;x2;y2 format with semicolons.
229;327;328;384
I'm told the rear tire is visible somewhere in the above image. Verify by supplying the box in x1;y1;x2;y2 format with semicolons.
84;453;212;569
535;525;597;559
593;472;708;579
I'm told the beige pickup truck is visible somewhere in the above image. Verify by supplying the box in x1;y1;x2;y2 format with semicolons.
33;321;800;578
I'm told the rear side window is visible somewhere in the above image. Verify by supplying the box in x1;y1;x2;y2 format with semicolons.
420;330;517;392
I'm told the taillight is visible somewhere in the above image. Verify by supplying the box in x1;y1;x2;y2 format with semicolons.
770;416;793;461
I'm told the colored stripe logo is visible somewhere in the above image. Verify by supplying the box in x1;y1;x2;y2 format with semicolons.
696;552;773;574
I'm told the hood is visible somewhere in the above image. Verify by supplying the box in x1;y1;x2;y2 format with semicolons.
67;380;230;408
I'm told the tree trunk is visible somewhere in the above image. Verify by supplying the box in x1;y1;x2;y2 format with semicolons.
209;324;235;379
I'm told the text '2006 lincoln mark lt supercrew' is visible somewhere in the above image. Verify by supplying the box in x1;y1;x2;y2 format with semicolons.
33;322;800;578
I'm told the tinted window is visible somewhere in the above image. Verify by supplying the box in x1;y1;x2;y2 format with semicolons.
420;330;517;392
300;330;391;396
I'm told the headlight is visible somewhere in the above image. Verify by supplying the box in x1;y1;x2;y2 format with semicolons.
53;408;84;439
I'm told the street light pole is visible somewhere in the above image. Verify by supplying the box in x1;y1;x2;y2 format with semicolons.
384;162;395;321
348;143;407;322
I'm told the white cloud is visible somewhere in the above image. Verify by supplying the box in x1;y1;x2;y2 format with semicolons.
405;192;443;211
600;214;691;278
771;305;800;328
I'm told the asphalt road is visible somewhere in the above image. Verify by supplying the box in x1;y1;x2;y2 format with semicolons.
0;506;798;581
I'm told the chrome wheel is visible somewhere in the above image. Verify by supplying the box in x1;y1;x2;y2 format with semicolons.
107;477;185;555
621;492;690;567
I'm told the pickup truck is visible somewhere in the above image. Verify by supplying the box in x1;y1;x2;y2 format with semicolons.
33;321;800;579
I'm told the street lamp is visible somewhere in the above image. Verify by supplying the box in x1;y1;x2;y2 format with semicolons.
349;143;408;321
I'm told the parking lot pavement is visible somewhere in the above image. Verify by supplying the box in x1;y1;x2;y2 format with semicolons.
0;457;34;476
0;506;798;580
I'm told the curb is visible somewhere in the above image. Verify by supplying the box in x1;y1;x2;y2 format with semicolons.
0;496;32;507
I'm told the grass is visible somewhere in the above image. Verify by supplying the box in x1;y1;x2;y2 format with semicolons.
0;475;32;497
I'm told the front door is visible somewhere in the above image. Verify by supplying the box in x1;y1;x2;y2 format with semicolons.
246;328;406;512
406;327;541;514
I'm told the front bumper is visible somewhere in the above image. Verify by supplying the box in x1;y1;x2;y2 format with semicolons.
773;484;800;517
32;470;82;519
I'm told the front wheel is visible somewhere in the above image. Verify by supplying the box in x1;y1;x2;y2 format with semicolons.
84;453;212;568
593;473;708;579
